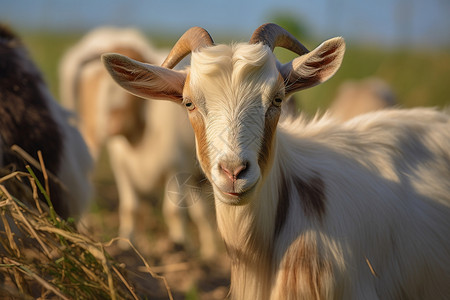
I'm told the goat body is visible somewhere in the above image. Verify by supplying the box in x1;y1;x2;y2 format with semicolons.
0;25;92;219
102;24;450;299
222;108;450;299
60;27;218;257
329;77;396;121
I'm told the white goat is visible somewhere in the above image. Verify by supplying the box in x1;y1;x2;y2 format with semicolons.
103;24;450;299
0;25;92;219
59;27;218;257
329;77;396;121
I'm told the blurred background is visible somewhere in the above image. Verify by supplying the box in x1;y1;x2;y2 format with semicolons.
1;1;449;298
2;0;450;113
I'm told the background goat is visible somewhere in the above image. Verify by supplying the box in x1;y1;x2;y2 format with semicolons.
103;24;450;299
329;77;396;121
0;24;92;220
59;27;218;257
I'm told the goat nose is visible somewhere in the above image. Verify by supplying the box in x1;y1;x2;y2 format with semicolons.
220;162;248;181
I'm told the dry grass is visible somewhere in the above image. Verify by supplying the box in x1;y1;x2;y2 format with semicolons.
0;147;173;299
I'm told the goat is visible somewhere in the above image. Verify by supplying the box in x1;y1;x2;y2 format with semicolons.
102;23;450;299
0;25;92;219
329;77;396;121
59;27;218;257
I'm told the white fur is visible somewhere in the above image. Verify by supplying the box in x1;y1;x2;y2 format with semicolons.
60;27;218;257
59;27;167;112
207;106;450;300
102;29;450;299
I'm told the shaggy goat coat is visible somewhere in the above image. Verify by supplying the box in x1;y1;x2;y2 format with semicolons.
102;25;450;299
220;108;450;299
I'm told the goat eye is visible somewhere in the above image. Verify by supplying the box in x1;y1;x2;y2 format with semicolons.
272;97;283;107
184;100;196;111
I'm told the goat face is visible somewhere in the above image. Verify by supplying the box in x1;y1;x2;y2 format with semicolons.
102;24;345;205
183;43;284;204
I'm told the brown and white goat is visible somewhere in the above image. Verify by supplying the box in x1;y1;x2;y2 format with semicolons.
103;24;450;299
329;77;396;121
59;27;218;257
0;25;92;219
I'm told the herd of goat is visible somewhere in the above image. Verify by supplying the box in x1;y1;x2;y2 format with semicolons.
0;22;449;299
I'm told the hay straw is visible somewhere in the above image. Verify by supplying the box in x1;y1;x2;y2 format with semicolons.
105;238;175;300
3;257;70;300
10;145;67;195
365;256;378;278
0;147;173;299
37;150;51;199
1;185;51;257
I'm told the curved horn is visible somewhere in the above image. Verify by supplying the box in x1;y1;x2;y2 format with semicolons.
161;26;214;69
249;23;309;56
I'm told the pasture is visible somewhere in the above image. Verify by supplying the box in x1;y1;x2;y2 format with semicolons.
2;29;449;299
22;31;450;113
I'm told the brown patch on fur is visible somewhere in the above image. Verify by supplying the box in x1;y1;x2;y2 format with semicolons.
106;47;147;144
258;105;281;174
184;76;211;177
107;95;146;145
79;67;103;154
275;175;326;237
274;172;290;236
189;112;210;177
294;176;326;221
104;48;147;145
74;47;145;104
0;28;66;217
277;235;332;299
80;68;146;147
78;46;148;151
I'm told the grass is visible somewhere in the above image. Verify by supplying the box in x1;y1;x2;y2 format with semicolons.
277;43;450;115
0;147;173;299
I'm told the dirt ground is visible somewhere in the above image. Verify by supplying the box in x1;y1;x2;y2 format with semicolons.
82;159;231;300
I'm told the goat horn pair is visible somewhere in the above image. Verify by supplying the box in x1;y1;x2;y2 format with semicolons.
162;23;309;69
249;23;309;55
161;26;214;69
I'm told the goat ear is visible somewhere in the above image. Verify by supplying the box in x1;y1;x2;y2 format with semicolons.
280;37;345;95
102;53;186;103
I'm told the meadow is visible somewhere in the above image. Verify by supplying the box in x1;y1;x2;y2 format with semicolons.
2;29;449;299
21;30;450;115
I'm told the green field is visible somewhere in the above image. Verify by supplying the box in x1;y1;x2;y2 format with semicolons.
21;31;450;115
